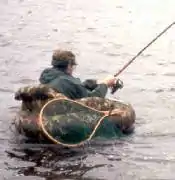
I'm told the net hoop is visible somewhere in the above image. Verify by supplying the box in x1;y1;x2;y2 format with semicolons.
39;98;110;148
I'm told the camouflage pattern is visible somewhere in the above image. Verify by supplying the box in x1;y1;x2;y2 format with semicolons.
14;84;135;141
14;85;67;140
15;84;66;112
77;97;135;134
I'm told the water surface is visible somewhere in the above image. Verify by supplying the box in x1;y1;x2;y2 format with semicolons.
0;0;175;179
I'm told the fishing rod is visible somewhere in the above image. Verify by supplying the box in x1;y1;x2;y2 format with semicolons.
111;22;175;94
114;22;175;77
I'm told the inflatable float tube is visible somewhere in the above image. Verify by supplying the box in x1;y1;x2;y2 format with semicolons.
14;85;136;147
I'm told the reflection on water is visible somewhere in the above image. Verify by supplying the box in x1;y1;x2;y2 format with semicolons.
6;138;124;180
0;0;175;179
6;146;92;179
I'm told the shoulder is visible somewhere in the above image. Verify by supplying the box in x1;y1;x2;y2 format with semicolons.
59;75;81;84
41;67;57;73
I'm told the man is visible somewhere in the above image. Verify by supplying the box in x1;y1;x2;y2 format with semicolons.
39;49;119;99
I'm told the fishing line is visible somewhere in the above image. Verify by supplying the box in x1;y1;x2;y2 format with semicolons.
114;22;175;77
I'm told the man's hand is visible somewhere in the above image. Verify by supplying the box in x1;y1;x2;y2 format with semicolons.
82;79;98;91
98;75;117;88
98;75;124;94
111;79;124;94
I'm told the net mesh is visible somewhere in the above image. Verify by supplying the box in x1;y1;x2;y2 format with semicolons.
41;99;106;145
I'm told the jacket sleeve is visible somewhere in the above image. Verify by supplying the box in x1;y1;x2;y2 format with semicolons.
86;84;108;98
49;77;108;99
74;81;108;99
74;83;108;99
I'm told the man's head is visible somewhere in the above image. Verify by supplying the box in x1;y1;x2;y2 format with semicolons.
51;49;77;75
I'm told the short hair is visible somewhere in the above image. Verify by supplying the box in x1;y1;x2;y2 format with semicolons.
51;49;77;68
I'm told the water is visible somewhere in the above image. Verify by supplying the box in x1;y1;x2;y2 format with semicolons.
0;0;175;179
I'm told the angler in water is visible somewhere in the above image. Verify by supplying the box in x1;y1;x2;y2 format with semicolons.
15;23;175;145
14;49;135;145
39;49;123;99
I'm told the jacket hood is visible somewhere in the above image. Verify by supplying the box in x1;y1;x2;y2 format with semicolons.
39;68;65;84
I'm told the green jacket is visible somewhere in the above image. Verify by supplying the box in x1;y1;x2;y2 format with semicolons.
39;67;108;99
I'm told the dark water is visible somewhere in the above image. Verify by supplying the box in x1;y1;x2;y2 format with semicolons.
0;0;175;179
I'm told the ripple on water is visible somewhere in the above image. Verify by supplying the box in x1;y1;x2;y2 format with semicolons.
10;78;37;85
163;73;175;77
0;40;12;47
169;87;175;92
0;33;12;47
0;88;14;93
1;0;175;179
5;144;109;180
145;72;157;76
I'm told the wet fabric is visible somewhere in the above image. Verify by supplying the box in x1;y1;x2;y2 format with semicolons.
39;68;108;99
39;67;63;84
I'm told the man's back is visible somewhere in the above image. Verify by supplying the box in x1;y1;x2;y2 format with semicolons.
39;67;107;100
